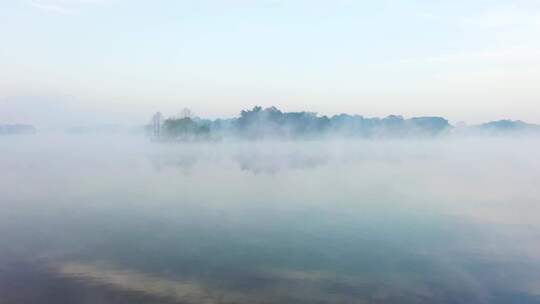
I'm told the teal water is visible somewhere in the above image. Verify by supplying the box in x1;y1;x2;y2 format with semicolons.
1;136;540;303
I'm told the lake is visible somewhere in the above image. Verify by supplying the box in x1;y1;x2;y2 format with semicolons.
1;135;540;303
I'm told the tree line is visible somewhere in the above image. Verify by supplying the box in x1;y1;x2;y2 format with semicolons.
148;106;453;141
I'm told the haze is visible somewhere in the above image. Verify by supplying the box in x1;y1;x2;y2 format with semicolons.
3;1;540;303
2;136;540;303
1;0;540;127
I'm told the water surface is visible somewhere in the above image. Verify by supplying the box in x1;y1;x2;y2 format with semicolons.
1;136;540;303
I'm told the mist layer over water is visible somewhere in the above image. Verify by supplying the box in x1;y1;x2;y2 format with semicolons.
1;135;540;303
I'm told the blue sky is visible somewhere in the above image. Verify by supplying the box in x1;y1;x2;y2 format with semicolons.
1;0;540;126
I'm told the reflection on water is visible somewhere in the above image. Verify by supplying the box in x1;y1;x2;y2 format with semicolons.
1;136;540;303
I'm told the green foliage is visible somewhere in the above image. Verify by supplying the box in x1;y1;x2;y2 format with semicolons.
151;106;454;140
162;117;210;139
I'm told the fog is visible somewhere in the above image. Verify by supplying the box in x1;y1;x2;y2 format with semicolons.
1;135;540;303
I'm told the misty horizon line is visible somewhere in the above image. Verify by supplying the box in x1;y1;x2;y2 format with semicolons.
3;104;538;126
158;106;536;125
2;105;539;137
140;106;540;140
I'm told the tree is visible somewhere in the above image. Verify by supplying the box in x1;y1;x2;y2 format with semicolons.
177;108;193;119
162;117;210;140
150;112;163;137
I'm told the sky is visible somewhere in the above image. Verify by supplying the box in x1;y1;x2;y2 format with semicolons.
1;0;540;127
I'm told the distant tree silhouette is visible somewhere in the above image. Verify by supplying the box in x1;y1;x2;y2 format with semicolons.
162;117;210;140
151;105;454;140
